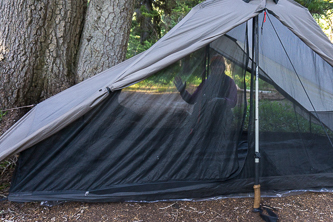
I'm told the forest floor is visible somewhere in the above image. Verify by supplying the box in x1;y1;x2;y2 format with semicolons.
1;111;333;221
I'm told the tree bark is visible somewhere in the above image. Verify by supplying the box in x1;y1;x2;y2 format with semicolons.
76;0;135;82
0;0;87;111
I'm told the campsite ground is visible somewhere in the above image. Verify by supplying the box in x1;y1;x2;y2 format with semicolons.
1;112;333;221
1;181;333;221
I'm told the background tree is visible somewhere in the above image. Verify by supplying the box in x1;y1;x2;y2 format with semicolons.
0;0;135;124
76;0;135;82
0;0;87;116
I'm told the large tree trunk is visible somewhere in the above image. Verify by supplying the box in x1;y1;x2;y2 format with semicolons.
76;0;135;82
0;0;87;112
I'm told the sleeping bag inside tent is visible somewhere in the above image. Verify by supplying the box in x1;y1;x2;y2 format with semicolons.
2;0;333;202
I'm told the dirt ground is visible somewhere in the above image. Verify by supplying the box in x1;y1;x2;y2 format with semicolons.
1;185;333;221
1;111;333;221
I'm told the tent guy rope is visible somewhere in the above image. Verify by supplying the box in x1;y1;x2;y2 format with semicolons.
1;104;35;112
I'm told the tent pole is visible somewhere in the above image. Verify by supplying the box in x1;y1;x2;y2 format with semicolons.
253;14;261;211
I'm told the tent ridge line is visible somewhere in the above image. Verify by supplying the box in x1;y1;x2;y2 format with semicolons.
110;13;260;91
109;5;202;88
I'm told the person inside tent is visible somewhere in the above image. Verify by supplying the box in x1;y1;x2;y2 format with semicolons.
173;54;239;178
174;54;237;118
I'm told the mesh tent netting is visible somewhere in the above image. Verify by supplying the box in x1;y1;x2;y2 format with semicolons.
9;22;249;201
247;12;333;194
8;11;333;202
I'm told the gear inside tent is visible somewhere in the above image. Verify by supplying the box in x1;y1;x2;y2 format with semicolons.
1;0;333;203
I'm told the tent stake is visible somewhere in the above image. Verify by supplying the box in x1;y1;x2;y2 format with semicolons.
253;14;261;212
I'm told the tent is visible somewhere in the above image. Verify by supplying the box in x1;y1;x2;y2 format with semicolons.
1;0;333;203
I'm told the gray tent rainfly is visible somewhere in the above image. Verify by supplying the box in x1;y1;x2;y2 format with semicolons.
1;0;333;204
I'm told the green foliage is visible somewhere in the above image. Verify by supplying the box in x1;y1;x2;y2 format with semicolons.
127;37;154;59
258;100;332;136
125;53;204;93
127;0;204;59
295;0;333;15
259;100;300;132
126;46;207;92
159;0;203;35
0;156;17;175
239;97;333;137
140;5;160;18
0;110;6;123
